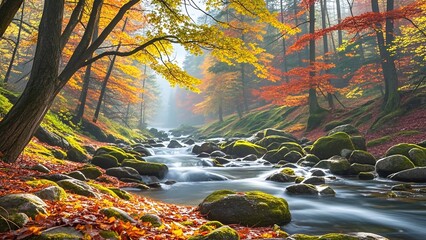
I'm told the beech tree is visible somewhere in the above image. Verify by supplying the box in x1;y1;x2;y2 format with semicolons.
0;0;288;163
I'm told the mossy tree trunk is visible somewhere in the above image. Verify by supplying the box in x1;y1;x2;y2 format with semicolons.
0;0;64;163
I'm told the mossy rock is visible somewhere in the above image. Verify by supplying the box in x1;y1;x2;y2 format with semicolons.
279;142;305;155
122;159;168;179
66;146;88;163
198;221;224;232
311;132;355;160
189;226;240;240
314;156;351;175
348;150;376;165
256;135;297;148
34;186;67;201
27;226;83;240
385;143;426;159
358;172;375;180
263;128;298;141
408;148;426;167
288;232;386;240
31;163;51;173
283;151;303;163
0;194;47;218
389;167;426;183
0;213;29;232
95;146;126;156
66;171;87;181
375;155;415;177
226;140;267;158
57;179;99;198
109;188;132;200
100;207;136;223
78;167;102;179
26;179;58;188
367;136;391;147
140;213;162;227
99;230;120;240
199;190;291;227
91;154;119;169
349;163;375;175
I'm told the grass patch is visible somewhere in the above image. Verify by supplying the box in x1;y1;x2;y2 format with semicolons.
367;136;392;147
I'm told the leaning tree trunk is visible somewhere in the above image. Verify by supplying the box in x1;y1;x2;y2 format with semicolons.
4;1;24;83
0;0;24;38
0;0;64;163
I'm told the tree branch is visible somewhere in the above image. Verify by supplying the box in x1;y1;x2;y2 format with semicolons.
60;0;86;51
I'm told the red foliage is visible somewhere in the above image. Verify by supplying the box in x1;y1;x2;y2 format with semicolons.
289;1;424;52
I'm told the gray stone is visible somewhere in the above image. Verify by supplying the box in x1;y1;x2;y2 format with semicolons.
41;174;73;182
358;172;375;180
140;214;162;227
167;140;183;148
350;163;375;175
318;185;336;196
389;167;426;182
314;156;351;175
210;150;226;157
349;150;376;165
31;163;50;173
376;155;415;177
328;124;360;136
283;151;303;163
106;167;141;180
27;227;83;240
301;176;325;185
67;171;87;181
286;184;318;195
310;169;326;176
408;148;426;167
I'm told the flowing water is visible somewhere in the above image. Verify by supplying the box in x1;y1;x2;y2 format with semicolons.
132;143;426;239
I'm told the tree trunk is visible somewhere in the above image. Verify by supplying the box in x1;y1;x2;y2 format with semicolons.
0;0;64;163
218;98;223;122
293;0;303;66
74;9;101;123
321;0;334;109
336;0;343;46
0;0;24;38
4;1;24;83
139;65;147;129
93;17;128;123
371;0;400;113
280;0;289;81
308;1;321;114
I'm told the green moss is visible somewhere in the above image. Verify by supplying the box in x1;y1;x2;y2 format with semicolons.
307;111;328;131
26;179;58;188
100;207;135;223
311;132;355;160
203;190;236;203
289;234;320;240
324;119;352;131
279;142;304;155
57;180;98;198
386;143;426;158
87;182;119;198
319;233;358;240
99;230;120;239
0;213;29;232
199;221;224;232
78;167;102;179
256;135;296;148
140;214;162;227
281;167;295;175
121;159;168;179
367;136;391;147
109;188;132;200
355;114;373;127
231;140;267;157
295;176;305;183
189;226;240;240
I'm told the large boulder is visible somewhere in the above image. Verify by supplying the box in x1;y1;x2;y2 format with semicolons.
78;167;102;179
283;151;303;163
327;124;360;136
95;146;131;163
349;163;375;175
0;194;47;218
314;156;351;175
266;168;297;183
311;132;355;160
389;167;426;182
91;154;119;169
348;150;376;165
122;159;168;179
200;142;220;154
57;179;99;198
67;146;88;162
262;128;299;141
34;186;67;201
225;140;266;158
198;190;291;227
375;155;415;177
256;135;297;148
297;154;321;167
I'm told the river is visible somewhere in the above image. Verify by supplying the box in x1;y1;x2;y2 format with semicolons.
132;142;426;239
